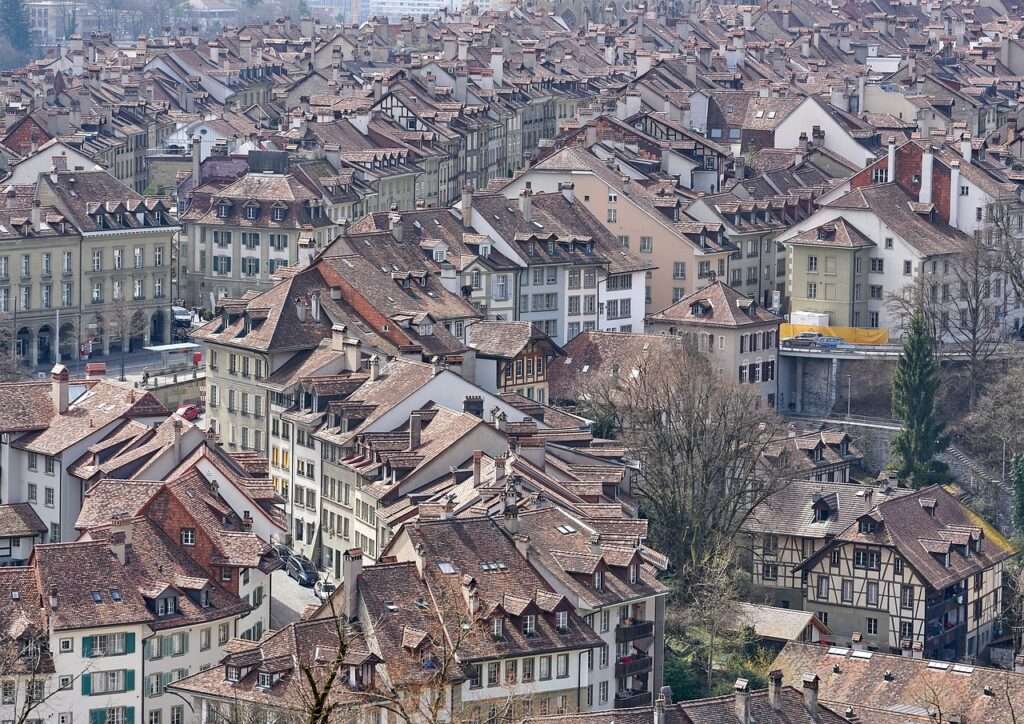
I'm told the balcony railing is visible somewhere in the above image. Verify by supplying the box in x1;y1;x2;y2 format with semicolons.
616;620;654;643
615;654;653;678
614;690;651;708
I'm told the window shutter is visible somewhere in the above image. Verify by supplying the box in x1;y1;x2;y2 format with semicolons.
81;673;92;695
125;706;135;724
82;636;93;658
161;636;172;657
124;669;135;691
124;633;136;654
180;633;189;655
89;709;105;724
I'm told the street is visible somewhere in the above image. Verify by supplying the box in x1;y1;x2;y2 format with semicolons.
270;569;322;629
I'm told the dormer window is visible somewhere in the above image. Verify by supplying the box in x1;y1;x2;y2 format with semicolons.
492;616;503;639
181;528;196;545
593;569;604;591
813;446;824;462
523;614;536;636
245;205;258;220
257;672;271;689
226;666;240;683
433;248;446;262
858;518;877;534
272;206;286;222
216;202;230;219
479;244;491;257
556;610;568;632
814;506;830;523
201;589;211;608
629;561;640;584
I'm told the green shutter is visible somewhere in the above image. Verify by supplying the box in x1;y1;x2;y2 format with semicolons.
180;632;189;655
88;709;105;724
123;632;135;654
123;669;135;692
125;706;135;724
82;636;93;658
161;636;172;657
81;673;92;695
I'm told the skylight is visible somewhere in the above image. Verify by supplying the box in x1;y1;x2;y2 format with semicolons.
10;591;19;600
437;561;456;574
110;590;122;602
556;524;576;535
480;561;509;572
755;110;764;118
90;591;103;603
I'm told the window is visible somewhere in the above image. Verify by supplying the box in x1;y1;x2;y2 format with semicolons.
807;282;817;299
900;584;915;609
763;563;778;580
871;167;888;183
539;655;552;680
523;614;536;636
807;255;818;272
867;617;878;635
556;653;569;678
556;610;568;631
854;548;880;570
640;236;653;253
607;208;617;223
522;657;535;682
44;487;54;507
903;260;912;275
870;258;884;273
900;621;913;641
672;261;686;280
487;662;499;687
866;581;879;607
180;528;196;546
841;579;853;603
816;575;829;599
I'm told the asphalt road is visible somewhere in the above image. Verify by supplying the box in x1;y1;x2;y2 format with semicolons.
270;568;322;630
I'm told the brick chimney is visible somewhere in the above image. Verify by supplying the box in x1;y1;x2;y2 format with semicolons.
51;364;69;414
342;548;363;621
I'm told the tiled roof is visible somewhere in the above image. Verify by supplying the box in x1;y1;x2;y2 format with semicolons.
772;641;1024;724
730;602;829;641
466;320;552;358
0;503;46;537
0;566;51;673
0;381;58;432
648;280;782;327
784;218;877;249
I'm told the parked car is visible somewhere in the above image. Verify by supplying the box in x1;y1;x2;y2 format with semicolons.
815;336;844;349
286;556;317;587
176;404;201;421
785;332;822;348
172;306;193;328
314;579;337;602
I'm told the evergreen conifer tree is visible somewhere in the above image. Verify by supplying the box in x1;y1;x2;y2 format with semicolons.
891;311;949;487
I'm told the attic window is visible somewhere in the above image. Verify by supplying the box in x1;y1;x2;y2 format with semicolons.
556;524;576;534
226;666;240;682
858;518;877;534
257;672;272;689
216;202;230;219
245;205;258;220
385;601;399;612
755;110;765;118
91;591;102;603
109;590;122;602
814;506;830;523
556;610;569;632
433;249;446;262
202;589;211;608
437;561;456;574
767;111;777;119
593;569;604;591
480;561;508;572
10;591;19;600
272;206;286;222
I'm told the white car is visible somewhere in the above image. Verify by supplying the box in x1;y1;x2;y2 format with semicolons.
313;580;337;602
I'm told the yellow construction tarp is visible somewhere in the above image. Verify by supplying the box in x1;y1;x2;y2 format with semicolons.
781;323;889;345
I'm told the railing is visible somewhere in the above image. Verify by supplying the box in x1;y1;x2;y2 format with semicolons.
614;690;651;708
615;620;654;643
615;654;652;678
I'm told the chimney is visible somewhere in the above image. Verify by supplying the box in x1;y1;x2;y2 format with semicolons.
802;674;820;716
559;182;575;203
768;670;783;711
502;477;519;533
173;417;183;461
494;453;507;484
388;212;402;242
239;35;252;63
191;136;201;184
51;364;69;414
458;39;469;61
208;42;220;63
48;587;59;610
342;548;363;620
949;161;960;228
461;185;473;225
472;450;482;485
409;411;423;450
490;47;504;86
461;574;479;616
635;50;652;76
519;189;532;222
734;679;751;724
960;134;973;161
368;355;381;381
372;76;382;101
919;146;934;204
109;512;133;565
1008;116;1018;145
887;135;896;181
523;48;536;69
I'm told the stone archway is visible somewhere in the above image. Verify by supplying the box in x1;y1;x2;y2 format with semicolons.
150;309;167;345
129;310;147;352
37;325;53;366
59;322;76;363
16;327;32;366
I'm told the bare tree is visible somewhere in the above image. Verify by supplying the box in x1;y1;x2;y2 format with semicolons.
957;363;1024;473
574;349;791;586
888;240;1002;410
0;630;90;724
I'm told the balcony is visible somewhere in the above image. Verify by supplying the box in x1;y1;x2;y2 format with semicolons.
614;690;651;708
616;619;654;643
615;653;653;678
